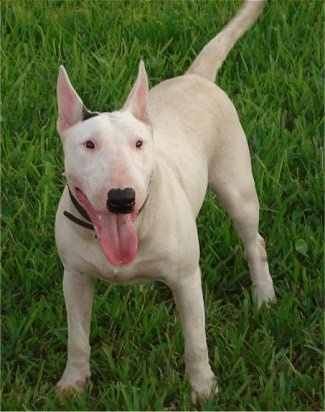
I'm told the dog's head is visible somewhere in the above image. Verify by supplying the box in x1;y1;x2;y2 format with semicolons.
56;62;154;266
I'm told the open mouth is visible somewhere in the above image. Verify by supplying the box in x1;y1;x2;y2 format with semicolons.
75;188;138;266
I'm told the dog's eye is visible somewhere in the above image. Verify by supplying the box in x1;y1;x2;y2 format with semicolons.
85;140;95;149
135;139;143;149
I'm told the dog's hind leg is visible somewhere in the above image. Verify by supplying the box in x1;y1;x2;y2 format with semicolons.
209;135;275;307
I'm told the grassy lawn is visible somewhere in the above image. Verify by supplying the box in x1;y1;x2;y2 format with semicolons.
1;0;323;410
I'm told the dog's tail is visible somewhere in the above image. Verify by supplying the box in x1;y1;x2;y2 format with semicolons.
186;0;266;82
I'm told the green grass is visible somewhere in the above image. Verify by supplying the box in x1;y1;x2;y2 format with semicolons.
1;0;323;410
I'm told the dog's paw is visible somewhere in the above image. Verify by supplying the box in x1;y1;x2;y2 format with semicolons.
190;374;218;405
253;283;276;308
56;364;91;396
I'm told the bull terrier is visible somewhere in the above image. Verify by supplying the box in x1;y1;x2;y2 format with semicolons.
55;0;275;402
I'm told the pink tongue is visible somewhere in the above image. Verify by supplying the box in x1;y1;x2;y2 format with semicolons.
75;189;138;266
97;212;138;266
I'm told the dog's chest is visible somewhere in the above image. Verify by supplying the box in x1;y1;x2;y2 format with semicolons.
71;222;197;286
76;239;172;285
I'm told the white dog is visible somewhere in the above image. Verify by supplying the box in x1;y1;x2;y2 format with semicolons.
55;0;275;402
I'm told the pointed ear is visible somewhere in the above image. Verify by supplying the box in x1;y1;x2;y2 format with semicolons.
123;61;151;124
56;65;84;134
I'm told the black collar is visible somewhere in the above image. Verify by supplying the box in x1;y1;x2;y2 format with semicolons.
63;188;94;230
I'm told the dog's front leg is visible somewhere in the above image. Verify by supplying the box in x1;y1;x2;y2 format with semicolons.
57;270;94;395
171;266;217;404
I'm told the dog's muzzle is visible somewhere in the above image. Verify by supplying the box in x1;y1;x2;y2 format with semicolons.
107;188;136;214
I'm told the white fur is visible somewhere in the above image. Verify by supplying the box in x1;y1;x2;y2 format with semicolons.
55;0;275;402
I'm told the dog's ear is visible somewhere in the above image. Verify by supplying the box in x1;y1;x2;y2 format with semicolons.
57;66;84;134
123;61;151;125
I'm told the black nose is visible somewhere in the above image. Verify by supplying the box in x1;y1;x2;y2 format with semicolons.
107;188;136;214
